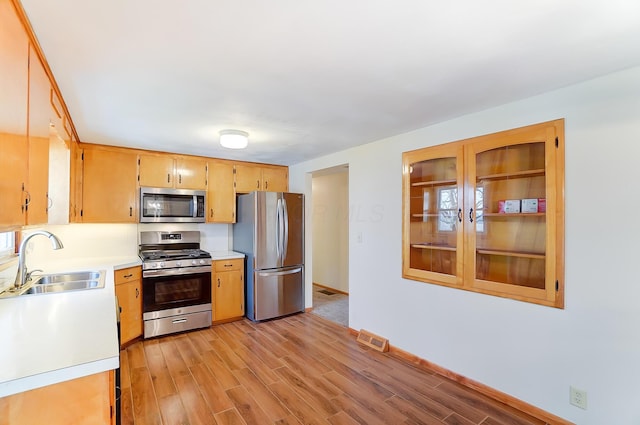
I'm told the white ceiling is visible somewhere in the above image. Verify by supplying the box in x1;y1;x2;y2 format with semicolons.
20;0;640;166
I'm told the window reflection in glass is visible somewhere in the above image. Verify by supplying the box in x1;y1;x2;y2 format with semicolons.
437;187;457;232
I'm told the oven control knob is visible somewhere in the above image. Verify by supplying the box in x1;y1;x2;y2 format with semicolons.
176;262;182;267
153;262;158;268
199;259;205;265
159;262;165;267
192;260;197;265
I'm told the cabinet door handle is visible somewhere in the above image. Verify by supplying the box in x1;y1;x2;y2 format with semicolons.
217;278;221;287
179;174;182;184
135;288;140;298
210;208;214;218
129;207;133;216
256;180;260;189
265;180;268;190
457;208;462;223
123;274;133;278
167;173;171;183
23;188;31;206
224;264;232;267
469;208;474;223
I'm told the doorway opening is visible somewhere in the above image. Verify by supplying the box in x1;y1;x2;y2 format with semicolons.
310;165;349;326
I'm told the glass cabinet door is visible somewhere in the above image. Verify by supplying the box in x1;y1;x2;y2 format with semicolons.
403;145;464;287
465;126;559;303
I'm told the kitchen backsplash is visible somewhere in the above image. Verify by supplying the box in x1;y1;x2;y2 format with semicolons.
22;223;232;266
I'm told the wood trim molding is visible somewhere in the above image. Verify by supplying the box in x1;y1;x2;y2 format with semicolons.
346;328;573;425
313;282;349;295
11;0;81;143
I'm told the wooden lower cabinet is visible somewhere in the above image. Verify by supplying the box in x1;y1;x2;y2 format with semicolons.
115;266;142;347
212;258;244;323
0;371;115;425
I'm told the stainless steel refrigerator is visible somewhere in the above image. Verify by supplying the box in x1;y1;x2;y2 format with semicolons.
233;191;304;321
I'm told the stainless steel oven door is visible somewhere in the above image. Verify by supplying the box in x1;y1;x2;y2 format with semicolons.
142;269;211;315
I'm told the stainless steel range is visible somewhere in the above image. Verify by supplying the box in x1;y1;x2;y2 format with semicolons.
139;231;212;338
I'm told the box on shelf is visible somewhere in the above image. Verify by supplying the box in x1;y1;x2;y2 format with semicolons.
522;198;538;213
498;199;521;213
538;198;546;212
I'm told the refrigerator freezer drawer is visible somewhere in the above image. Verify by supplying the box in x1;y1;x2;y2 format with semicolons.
251;266;304;321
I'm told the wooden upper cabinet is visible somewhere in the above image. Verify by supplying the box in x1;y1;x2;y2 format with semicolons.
138;154;207;190
235;163;288;193
138;154;174;188
26;46;51;225
207;160;235;223
402;119;565;308
235;163;262;192
0;0;29;228
81;147;138;223
176;157;207;189
262;166;288;192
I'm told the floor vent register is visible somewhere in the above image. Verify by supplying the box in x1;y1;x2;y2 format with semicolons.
356;329;389;352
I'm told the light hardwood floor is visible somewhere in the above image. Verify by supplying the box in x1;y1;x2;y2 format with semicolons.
120;313;546;425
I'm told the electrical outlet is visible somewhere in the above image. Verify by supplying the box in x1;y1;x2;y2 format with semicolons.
570;386;587;409
356;232;363;243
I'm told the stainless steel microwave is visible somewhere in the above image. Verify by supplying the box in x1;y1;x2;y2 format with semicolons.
139;187;206;223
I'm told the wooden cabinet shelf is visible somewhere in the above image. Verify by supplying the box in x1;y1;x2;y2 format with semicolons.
402;119;565;308
476;168;545;182
476;249;545;259
410;178;457;187
411;244;457;252
482;212;545;217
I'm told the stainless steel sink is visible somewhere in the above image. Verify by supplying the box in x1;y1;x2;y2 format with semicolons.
1;270;106;298
33;271;102;285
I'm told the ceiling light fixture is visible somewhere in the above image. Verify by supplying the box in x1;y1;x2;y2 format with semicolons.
219;129;249;149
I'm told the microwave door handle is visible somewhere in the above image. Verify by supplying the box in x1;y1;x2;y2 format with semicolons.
193;195;197;218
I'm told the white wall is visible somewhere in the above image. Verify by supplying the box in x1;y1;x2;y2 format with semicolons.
289;65;640;424
23;222;232;265
312;171;349;293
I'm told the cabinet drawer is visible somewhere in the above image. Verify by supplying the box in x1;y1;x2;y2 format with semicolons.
115;266;141;284
214;258;243;272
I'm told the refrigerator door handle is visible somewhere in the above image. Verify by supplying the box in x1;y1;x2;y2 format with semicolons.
282;197;289;261
275;198;282;261
258;267;303;277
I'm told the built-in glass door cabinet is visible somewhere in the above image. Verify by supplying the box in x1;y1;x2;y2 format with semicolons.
402;119;565;308
402;144;464;287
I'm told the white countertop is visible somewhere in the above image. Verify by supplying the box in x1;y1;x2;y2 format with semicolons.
0;255;141;397
210;250;245;261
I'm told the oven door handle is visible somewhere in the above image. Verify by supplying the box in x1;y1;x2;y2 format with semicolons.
142;266;212;277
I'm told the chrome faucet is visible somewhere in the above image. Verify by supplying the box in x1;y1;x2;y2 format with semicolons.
13;230;64;290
